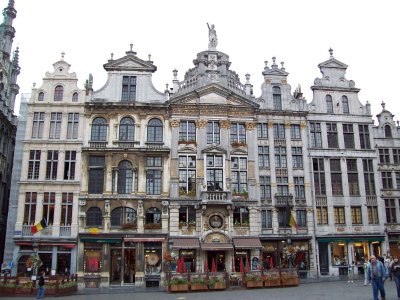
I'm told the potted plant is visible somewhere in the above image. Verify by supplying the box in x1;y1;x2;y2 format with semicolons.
144;223;162;230
121;222;137;230
208;276;226;290
280;270;299;286
15;281;33;295
190;277;208;291
263;272;281;287
245;273;263;288
57;281;78;295
167;277;189;292
231;141;247;147
178;139;197;145
0;282;16;295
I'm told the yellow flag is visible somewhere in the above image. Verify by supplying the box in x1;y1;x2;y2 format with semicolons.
289;211;299;230
88;228;99;235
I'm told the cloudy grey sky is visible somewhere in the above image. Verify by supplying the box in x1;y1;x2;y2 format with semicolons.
7;0;400;121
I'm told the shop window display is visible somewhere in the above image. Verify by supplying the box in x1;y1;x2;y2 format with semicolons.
84;244;102;273
331;242;348;266
145;243;162;275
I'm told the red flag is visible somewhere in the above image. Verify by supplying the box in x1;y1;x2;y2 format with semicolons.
204;258;209;273
269;256;273;269
245;256;250;272
177;256;183;273
182;257;187;273
239;257;244;272
211;257;217;272
232;256;236;272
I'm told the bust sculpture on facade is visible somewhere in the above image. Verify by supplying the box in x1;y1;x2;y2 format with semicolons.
207;23;218;49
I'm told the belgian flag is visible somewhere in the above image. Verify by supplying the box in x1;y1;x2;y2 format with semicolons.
31;218;48;234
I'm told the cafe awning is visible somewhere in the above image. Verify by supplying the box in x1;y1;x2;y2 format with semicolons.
170;238;200;249
233;238;262;249
317;236;385;243
200;243;233;250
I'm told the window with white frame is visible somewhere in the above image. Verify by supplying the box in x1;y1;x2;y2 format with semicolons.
313;158;326;195
261;210;272;228
294;177;305;199
64;151;76;180
359;124;371;149
273;123;285;139
393;149;400;165
49;112;62;139
258;146;270;168
367;206;379;224
343;124;354;149
290;124;301;140
327;123;338;148
276;176;289;196
330;159;343;195
363;159;376;196
54;85;63;101
275;146;287;168
347;159;359;196
316;207;328;225
179;120;196;142
31;112;45;138
273;86;282;110
119;117;135;141
326;95;333;113
179;206;196;226
206;155;223;191
231;157;247;194
292;147;303;168
382;171;393;189
257;123;268;139
379;149;390;164
385;199;397;223
296;210;307;227
207;121;220;144
121;76;136;102
67;113;79;139
61;193;73;226
146;157;162;195
23;192;37;225
310;122;322;148
43;192;55;225
28;150;41;179
117;160;133;194
233;207;249;226
45;150;58;180
334;206;345;224
91;117;108;141
230;123;246;143
351;206;362;224
147;118;163;143
260;176;271;199
179;155;197;195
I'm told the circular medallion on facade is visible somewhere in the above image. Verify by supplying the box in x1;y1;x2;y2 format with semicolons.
147;253;159;266
209;215;223;229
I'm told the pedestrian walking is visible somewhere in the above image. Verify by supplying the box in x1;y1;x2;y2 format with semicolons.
391;257;400;299
36;271;45;299
367;255;388;300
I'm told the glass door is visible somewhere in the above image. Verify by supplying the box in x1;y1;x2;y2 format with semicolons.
124;248;135;284
110;249;122;284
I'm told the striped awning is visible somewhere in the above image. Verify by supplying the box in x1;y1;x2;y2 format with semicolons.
200;243;233;250
233;238;262;249
170;238;200;249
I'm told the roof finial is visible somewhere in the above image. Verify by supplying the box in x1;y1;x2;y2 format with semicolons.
280;61;285;71
264;61;269;70
271;57;277;68
329;48;333;58
381;101;386;110
13;46;19;64
110;53;114;60
148;54;151;61
61;52;65;60
172;69;178;80
130;43;133;51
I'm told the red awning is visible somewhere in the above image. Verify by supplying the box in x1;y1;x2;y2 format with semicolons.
200;243;233;250
15;242;75;248
233;238;262;249
171;238;200;249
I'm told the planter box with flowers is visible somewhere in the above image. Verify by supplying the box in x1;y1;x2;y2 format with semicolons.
167;277;189;292
280;269;299;286
144;223;162;230
232;189;248;199
208;276;226;290
0;282;15;296
178;139;197;146
263;272;281;287
231;141;247;148
190;276;208;291
121;223;137;230
15;281;33;295
245;273;263;288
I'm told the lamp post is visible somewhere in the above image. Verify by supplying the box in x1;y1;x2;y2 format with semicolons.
32;242;39;280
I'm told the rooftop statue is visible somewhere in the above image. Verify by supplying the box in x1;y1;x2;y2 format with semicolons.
207;23;218;49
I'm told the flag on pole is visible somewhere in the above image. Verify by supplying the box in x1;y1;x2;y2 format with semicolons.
289;210;299;230
31;218;47;234
88;227;99;235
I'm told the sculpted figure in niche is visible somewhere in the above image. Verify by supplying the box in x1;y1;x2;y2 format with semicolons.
207;23;218;49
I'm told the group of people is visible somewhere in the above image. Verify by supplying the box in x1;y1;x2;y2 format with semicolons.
362;255;400;300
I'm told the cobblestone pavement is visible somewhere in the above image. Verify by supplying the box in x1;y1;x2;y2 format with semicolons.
9;280;400;300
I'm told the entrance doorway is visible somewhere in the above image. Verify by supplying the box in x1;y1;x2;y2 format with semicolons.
124;248;135;284
318;243;329;275
110;249;122;284
207;251;226;272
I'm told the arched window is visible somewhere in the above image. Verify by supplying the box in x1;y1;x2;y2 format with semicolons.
86;207;102;226
273;86;282;110
146;207;161;224
117;160;133;194
38;92;44;101
342;96;349;114
72;92;79;102
119;117;135;141
147;118;163;142
233;207;249;226
54;85;64;101
111;207;136;226
385;125;392;138
91;117;107;141
326;95;333;113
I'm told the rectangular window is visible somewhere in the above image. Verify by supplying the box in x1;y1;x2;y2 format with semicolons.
396;172;400;189
294;177;305;199
178;155;196;195
207;121;220;144
382;171;393;189
313;158;326;195
121;76;136;102
230;123;246;143
64;151;76;180
67;113;79;139
330;159;343;195
292;147;303;168
278;208;287;227
276;176;289;196
351;206;362;224
88;156;105;194
261;210;272;229
49;112;62;139
326;123;338;148
316;207;328;225
296;210;307;227
257;123;268;139
23;192;37;225
367;206;379;224
258;146;270;168
206;155;223;191
31;112;45;138
28;150;41;179
43;192;55;225
45;150;58;180
310;122;322;148
385;199;397;223
179;121;196;142
273;124;285;139
393;149;400;165
343;124;354;149
347;159;359;196
290;124;301;140
61;193;73;226
334;206;345;224
363;159;376;196
146;156;162;195
260;176;271;199
379;149;390;164
231;157;247;193
275;146;287;168
359;124;371;149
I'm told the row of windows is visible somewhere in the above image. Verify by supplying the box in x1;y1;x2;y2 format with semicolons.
378;148;400;165
313;158;375;196
315;206;379;225
325;95;350;114
28;150;76;180
261;209;307;228
258;146;303;169
381;171;400;190
32;112;79;139
37;86;79;102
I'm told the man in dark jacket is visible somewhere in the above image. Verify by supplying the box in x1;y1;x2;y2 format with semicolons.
368;255;388;300
36;271;45;299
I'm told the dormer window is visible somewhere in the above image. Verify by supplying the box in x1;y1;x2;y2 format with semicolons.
342;96;349;114
385;125;392;138
121;76;136;102
72;92;78;102
54;85;64;101
38;92;44;101
326;95;333;113
273;86;282;110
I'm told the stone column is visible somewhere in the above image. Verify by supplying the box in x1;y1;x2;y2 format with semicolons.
135;242;145;287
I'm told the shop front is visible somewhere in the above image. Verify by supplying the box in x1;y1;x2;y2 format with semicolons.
170;238;200;272
388;233;400;259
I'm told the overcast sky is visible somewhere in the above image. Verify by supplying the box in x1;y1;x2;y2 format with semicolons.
7;0;400;122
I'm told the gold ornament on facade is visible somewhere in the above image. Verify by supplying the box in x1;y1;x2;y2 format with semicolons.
300;122;307;129
268;121;274;128
245;122;256;131
170;119;180;127
284;122;291;129
220;120;231;129
195;119;207;128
